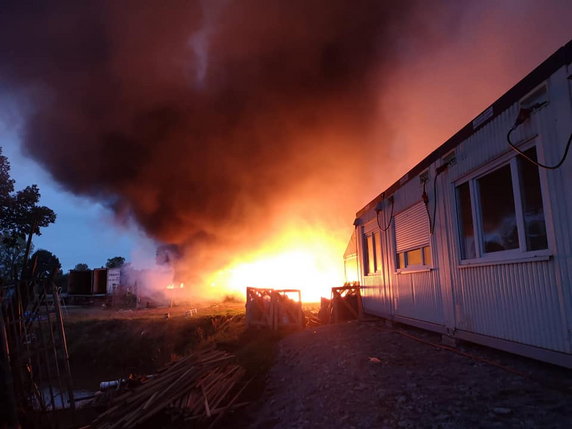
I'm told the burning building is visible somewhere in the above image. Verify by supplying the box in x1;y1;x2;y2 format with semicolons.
351;40;572;368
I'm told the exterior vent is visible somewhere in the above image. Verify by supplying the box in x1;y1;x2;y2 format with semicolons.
443;150;456;167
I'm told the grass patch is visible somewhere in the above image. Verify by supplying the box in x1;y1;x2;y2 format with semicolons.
64;302;299;427
64;303;284;390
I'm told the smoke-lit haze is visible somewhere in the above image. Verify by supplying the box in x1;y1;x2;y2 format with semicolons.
0;1;570;298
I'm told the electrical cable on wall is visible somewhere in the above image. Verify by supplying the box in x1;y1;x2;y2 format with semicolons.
423;165;448;235
376;196;394;232
430;169;443;234
507;103;572;169
421;179;431;232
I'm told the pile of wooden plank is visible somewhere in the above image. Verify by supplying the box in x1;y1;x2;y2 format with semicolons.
89;348;248;428
245;287;303;330
331;283;362;323
318;297;332;324
305;310;321;327
273;289;304;330
316;284;363;324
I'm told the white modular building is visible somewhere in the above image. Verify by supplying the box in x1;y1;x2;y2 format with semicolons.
352;40;572;368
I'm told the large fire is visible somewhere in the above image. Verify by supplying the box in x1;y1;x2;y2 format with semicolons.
207;226;346;302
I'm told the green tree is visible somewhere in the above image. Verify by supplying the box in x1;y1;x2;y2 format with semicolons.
4;184;56;241
0;147;56;283
106;256;125;269
0;235;31;284
74;263;89;271
30;249;62;280
0;147;15;213
0;148;15;249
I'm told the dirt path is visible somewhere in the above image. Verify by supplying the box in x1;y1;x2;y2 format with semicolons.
247;320;572;428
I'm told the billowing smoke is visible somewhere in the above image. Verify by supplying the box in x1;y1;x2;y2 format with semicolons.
1;1;570;290
0;1;442;280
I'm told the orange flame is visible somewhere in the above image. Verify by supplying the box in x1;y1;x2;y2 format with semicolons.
207;225;345;302
166;282;184;290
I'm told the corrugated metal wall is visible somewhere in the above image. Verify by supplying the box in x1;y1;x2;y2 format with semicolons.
360;220;393;317
455;261;565;350
441;65;572;354
360;172;445;327
394;270;443;324
358;60;572;362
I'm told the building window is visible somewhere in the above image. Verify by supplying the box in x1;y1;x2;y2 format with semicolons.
366;234;376;275
394;201;432;271
456;147;548;260
478;164;519;252
457;181;476;259
363;231;384;275
375;231;383;272
396;246;432;269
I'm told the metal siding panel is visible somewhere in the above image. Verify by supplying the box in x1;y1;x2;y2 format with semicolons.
362;203;397;318
414;271;443;323
434;169;459;332
457;260;566;352
445;70;571;354
361;217;394;317
540;66;572;353
381;225;396;316
395;274;414;316
449;106;520;185
393;270;443;324
359;63;572;359
362;273;392;317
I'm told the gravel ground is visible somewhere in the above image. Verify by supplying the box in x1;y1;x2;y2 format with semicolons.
248;319;572;428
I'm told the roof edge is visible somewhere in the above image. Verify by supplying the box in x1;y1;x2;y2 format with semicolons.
356;39;572;219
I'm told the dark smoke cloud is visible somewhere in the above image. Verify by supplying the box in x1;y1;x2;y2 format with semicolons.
1;1;460;277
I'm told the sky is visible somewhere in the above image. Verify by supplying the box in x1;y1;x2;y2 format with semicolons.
1;126;157;270
0;1;571;289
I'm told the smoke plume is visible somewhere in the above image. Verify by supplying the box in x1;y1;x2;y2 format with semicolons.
1;1;570;287
0;1;433;275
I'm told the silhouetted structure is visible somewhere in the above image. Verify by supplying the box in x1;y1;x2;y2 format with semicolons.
351;40;572;368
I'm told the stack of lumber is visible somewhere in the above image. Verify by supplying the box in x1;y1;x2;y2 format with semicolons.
245;287;274;329
318;297;332;324
316;285;363;324
90;348;248;428
305;310;321;327
331;284;362;323
273;290;304;330
210;314;243;332
245;287;304;330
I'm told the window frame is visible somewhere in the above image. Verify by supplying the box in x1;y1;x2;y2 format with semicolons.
395;244;432;273
393;201;433;274
454;142;552;265
363;230;381;276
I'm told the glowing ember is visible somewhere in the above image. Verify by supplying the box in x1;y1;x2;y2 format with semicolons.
207;226;345;302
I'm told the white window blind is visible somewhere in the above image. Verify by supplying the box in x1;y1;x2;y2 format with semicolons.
394;201;430;252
